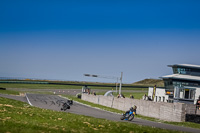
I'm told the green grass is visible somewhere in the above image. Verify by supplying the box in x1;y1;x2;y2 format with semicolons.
0;79;150;87
0;89;54;95
0;83;82;89
0;83;148;90
0;83;111;90
0;97;179;133
0;89;19;95
133;78;164;87
164;121;200;130
0;83;147;100
137;115;200;130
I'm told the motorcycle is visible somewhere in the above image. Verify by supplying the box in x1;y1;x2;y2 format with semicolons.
67;100;73;105
61;100;73;111
120;111;135;121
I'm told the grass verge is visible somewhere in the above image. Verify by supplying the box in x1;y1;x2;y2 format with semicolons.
0;97;179;133
0;89;19;95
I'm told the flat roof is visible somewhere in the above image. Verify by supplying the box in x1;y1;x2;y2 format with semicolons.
161;74;200;82
168;64;200;69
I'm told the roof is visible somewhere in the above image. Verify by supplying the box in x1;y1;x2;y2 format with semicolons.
168;64;200;69
160;74;200;82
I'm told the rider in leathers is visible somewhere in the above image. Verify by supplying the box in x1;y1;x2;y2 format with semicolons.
125;105;137;115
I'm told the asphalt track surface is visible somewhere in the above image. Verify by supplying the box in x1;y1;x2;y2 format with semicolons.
1;93;200;133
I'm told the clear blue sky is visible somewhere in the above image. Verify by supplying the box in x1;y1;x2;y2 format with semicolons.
0;0;200;83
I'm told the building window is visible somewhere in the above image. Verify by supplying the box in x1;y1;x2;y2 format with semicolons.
190;89;195;99
177;68;181;74
176;67;191;74
173;68;178;74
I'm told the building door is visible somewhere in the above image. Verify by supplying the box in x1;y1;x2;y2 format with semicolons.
185;89;189;99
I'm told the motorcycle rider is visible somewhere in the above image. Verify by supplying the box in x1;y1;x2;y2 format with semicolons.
125;105;137;115
61;101;70;110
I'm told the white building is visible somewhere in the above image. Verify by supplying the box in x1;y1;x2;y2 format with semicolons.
148;64;200;104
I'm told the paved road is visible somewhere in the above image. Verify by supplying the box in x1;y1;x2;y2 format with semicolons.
1;93;200;133
0;93;27;103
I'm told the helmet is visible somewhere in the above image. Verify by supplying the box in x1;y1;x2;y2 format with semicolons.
130;107;133;110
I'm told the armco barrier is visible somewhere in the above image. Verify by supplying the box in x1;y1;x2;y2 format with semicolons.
81;94;186;122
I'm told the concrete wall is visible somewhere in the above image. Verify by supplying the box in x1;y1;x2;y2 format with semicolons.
185;104;200;115
82;93;99;104
194;87;200;104
99;95;114;107
82;94;186;122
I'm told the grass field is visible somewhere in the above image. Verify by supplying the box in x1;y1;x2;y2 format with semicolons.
0;97;180;133
1;82;200;131
0;83;147;100
0;83;82;89
0;83;148;90
0;89;19;95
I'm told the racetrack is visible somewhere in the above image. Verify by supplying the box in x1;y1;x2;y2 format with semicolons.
1;93;200;133
26;93;120;120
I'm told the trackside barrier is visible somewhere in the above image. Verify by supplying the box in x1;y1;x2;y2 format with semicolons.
81;94;186;122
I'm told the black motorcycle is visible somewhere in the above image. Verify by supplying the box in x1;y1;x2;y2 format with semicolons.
67;100;73;105
61;100;73;111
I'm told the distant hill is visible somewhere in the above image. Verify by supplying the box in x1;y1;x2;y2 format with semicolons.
132;79;164;87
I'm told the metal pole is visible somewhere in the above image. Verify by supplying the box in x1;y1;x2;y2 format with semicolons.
116;78;118;94
84;73;121;94
119;72;123;95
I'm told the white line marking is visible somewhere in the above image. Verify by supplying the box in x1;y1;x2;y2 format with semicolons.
25;93;33;106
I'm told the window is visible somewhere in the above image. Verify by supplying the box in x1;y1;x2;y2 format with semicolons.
181;68;186;74
190;89;195;99
176;67;191;74
173;68;178;74
177;68;181;74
